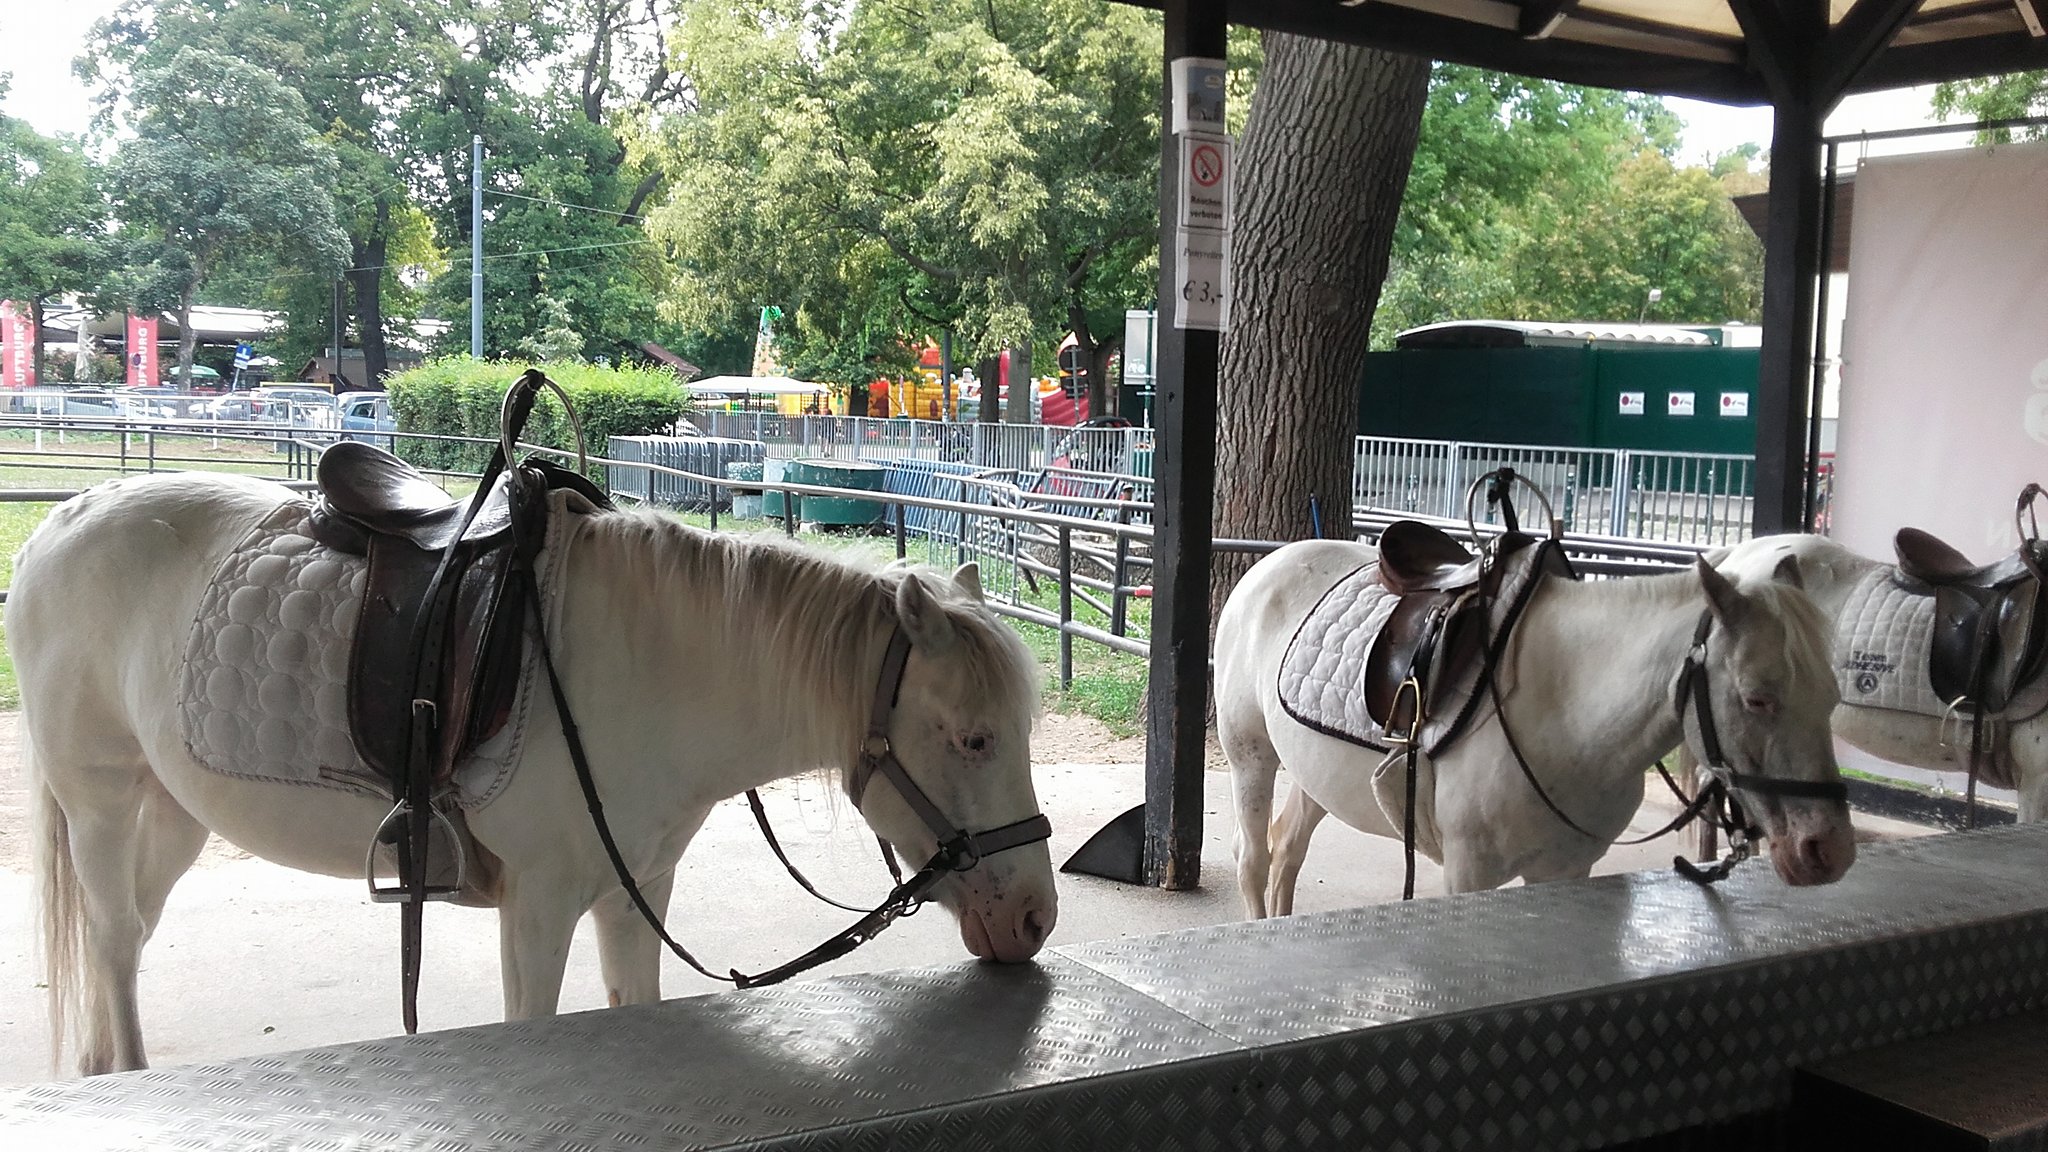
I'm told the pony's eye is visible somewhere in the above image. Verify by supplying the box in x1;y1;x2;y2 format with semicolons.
1742;693;1779;717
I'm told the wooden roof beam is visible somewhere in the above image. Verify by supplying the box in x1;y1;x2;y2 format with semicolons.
1815;0;1926;105
1726;0;1806;104
1518;0;1581;40
2019;0;2046;37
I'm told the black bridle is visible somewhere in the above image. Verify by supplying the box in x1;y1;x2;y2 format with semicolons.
1666;610;1848;882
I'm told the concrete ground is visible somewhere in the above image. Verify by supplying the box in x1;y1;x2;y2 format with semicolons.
0;712;1933;1087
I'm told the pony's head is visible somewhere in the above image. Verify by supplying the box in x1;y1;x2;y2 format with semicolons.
853;563;1057;963
1689;556;1854;886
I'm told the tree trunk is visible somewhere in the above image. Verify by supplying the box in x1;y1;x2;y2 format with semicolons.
1087;336;1119;419
175;288;199;390
1004;339;1033;424
977;353;1001;423
350;202;391;388
29;296;46;383
1210;34;1429;618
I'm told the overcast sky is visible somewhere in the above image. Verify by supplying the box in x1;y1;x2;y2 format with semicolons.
2;3;1952;165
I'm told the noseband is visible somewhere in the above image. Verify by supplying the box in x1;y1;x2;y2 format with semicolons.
1670;609;1848;883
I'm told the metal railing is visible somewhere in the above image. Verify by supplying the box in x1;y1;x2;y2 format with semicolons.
694;412;1153;477
1353;436;1762;547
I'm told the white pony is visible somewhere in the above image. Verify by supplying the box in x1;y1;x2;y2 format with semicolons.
11;471;1057;1076
1712;532;2048;820
1215;538;1854;917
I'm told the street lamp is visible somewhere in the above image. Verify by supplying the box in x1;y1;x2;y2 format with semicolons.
1638;287;1664;324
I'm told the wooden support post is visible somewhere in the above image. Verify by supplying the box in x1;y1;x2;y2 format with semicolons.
1143;0;1227;890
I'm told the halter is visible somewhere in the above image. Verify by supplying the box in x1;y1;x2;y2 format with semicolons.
1668;609;1849;883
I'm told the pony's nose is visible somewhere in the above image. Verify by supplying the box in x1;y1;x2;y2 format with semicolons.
1798;835;1832;879
1018;903;1054;951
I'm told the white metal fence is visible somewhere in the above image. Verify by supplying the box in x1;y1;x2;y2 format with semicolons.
694;413;1152;477
1353;435;1759;547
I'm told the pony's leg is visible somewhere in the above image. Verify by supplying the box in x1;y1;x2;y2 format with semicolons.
591;868;678;1008
2009;725;2048;823
1440;840;1514;895
54;768;154;1075
497;869;603;1020
134;784;209;939
1221;723;1283;919
1267;785;1327;918
591;805;707;1007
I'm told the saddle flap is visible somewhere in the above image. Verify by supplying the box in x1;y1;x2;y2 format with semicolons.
1378;520;1479;595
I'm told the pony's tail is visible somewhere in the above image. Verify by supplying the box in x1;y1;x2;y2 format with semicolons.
29;732;84;1076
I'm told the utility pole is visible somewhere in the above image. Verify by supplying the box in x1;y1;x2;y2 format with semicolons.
471;135;484;359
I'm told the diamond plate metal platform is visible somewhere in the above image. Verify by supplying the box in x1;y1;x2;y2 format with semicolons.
7;825;2048;1151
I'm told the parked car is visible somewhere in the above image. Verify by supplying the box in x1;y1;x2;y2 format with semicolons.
207;386;339;431
338;391;396;448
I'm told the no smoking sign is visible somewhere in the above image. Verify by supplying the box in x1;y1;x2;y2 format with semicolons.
1177;132;1233;231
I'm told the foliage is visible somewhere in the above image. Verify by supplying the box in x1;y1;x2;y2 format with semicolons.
1933;73;2048;138
86;0;688;377
641;0;1162;381
0;116;104;315
1373;65;1757;344
103;47;349;384
385;356;687;474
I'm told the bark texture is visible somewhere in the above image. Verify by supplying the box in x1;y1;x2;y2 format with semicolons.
1210;35;1429;617
349;201;391;387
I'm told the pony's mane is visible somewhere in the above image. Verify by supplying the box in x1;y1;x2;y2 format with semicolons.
1568;566;1836;687
1737;576;1836;691
572;509;1041;752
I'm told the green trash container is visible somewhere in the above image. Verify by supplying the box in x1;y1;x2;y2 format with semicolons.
783;458;887;529
726;461;764;519
1128;446;1153;478
762;458;787;519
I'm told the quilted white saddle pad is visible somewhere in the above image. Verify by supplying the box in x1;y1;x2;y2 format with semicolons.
1832;566;1947;719
177;494;577;808
1277;554;1541;755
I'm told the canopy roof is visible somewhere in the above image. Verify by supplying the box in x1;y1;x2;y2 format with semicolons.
1139;1;2048;104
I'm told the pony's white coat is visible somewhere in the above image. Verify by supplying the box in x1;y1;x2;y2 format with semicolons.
1214;539;1854;917
11;471;1056;1076
1714;532;2048;821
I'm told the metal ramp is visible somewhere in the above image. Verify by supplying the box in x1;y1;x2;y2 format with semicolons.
7;825;2048;1151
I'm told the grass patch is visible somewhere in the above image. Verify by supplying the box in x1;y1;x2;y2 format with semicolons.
0;500;58;709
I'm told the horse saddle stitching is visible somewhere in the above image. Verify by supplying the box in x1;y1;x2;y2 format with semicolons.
1893;525;2048;715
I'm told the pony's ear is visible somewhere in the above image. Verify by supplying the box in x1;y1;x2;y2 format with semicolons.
896;575;958;651
1771;553;1804;590
1696;557;1747;627
953;562;985;602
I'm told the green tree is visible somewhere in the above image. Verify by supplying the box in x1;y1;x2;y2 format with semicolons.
107;47;349;387
643;0;1161;402
1934;72;2048;133
0;113;105;361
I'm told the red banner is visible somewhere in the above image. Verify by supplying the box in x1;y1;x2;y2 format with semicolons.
126;314;160;387
0;300;34;389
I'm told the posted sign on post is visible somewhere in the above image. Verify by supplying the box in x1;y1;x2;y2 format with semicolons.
1171;57;1233;333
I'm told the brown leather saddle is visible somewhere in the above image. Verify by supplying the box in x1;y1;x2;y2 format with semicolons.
1363;519;1573;741
1893;516;2048;715
309;431;610;902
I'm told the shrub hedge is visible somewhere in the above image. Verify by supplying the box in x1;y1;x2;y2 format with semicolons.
385;358;689;477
